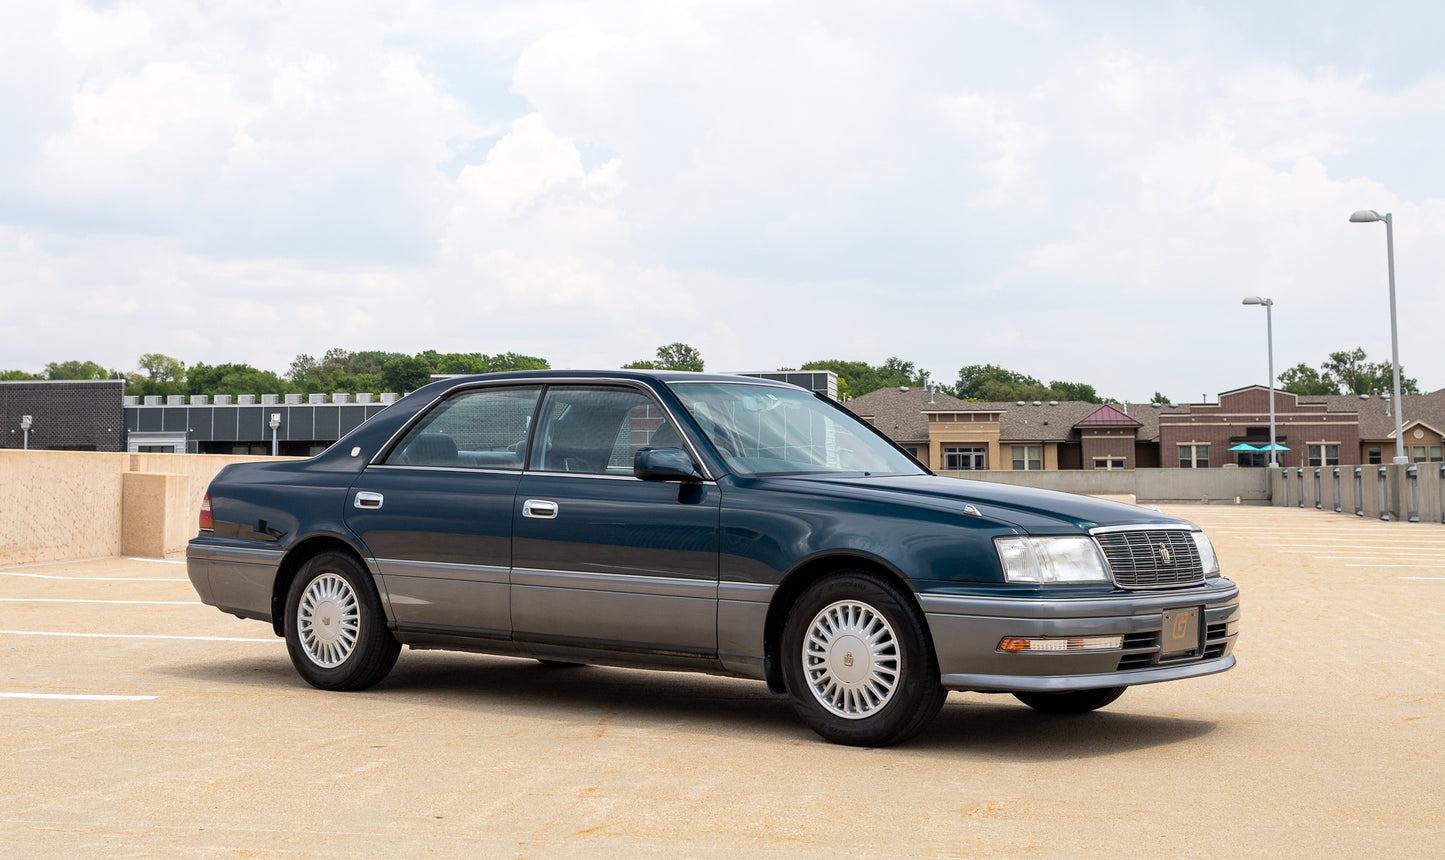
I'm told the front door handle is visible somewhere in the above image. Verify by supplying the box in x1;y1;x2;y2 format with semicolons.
354;491;384;509
522;499;558;519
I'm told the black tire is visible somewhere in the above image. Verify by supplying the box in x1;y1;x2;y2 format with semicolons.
780;572;946;746
1013;686;1126;714
284;550;400;691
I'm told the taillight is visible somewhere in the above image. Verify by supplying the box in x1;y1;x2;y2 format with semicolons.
199;493;214;531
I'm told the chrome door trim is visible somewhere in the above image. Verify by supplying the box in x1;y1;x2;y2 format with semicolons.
511;567;717;600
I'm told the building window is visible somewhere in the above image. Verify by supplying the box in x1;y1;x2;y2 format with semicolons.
1307;444;1340;467
1011;445;1042;470
1093;457;1126;470
1413;446;1428;463
1367;446;1382;465
1433;447;1443;462
944;446;986;470
137;445;176;454
1179;444;1210;469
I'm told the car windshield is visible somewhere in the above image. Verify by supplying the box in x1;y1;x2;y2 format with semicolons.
668;382;925;477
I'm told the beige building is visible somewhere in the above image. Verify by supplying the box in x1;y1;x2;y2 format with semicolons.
846;386;1187;472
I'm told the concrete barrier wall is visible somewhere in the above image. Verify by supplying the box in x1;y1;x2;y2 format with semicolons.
0;450;281;565
0;451;127;565
1274;463;1445;523
943;468;1269;505
936;470;1136;496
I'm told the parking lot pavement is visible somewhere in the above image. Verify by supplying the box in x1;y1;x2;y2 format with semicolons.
2;506;1442;858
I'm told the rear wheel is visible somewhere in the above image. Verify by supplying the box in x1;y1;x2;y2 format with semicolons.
1013;686;1126;714
781;572;946;746
284;551;400;691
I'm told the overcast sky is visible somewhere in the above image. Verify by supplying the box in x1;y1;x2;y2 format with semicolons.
3;0;1444;402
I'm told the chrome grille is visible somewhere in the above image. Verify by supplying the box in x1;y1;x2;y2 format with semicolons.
1093;528;1205;589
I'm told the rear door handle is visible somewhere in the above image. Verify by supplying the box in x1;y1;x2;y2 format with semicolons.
354;491;384;509
522;499;558;519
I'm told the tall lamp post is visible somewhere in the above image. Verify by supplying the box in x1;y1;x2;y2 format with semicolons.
1241;297;1279;468
269;413;282;457
1349;209;1408;464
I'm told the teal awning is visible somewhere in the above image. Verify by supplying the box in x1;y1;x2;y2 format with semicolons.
1227;443;1260;451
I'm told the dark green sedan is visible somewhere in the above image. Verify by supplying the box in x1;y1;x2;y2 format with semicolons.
187;371;1239;746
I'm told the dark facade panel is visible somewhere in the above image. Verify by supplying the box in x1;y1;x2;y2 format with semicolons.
313;406;340;441
339;406;368;436
138;409;163;433
162;407;189;433
285;406;314;441
237;407;264;441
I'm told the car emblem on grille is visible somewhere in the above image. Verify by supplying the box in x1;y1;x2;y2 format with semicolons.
1158;544;1173;565
843;652;855;667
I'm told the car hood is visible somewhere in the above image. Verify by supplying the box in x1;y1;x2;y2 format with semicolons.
763;473;1188;534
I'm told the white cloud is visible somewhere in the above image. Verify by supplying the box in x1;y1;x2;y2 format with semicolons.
1;1;1444;401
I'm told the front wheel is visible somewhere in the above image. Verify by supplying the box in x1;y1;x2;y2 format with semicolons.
284;551;400;691
1013;686;1126;714
781;572;946;746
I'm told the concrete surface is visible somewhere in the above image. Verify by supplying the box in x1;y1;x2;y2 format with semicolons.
1;505;1442;857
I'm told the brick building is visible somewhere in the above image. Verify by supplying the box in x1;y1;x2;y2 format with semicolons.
0;380;125;451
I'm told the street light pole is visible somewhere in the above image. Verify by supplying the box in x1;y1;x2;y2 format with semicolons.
1350;209;1408;464
20;415;32;451
269;413;282;457
1242;297;1278;468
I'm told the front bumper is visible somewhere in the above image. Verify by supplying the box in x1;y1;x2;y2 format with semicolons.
921;579;1239;692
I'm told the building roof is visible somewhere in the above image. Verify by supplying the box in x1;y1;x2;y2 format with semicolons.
843;387;1188;444
1300;389;1445;441
1075;403;1141;427
844;386;972;442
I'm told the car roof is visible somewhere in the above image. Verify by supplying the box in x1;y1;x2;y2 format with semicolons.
432;369;802;389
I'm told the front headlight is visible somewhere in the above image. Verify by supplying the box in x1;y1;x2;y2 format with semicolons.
1191;530;1221;576
994;535;1112;584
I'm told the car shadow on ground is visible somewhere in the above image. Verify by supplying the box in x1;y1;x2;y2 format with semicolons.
158;650;1217;758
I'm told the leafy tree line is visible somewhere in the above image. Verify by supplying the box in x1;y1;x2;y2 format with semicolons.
7;342;1426;402
1;341;706;397
1276;347;1420;396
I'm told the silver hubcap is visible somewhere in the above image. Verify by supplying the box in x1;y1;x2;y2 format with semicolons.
802;600;900;720
297;573;360;668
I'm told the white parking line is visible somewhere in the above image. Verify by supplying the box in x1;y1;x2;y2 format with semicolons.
0;692;158;701
0;572;188;582
0;599;198;605
1346;564;1445;569
1401;576;1445;580
0;630;276;643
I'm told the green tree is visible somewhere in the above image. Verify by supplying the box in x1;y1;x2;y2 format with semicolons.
1;369;41;380
1277;363;1339;396
382;354;433;392
799;358;933;398
954;364;1105;403
1049;380;1102;403
188;363;294;396
1321;347;1419;395
126;354;187;397
625;342;704;372
483;352;549;373
1150;391;1171;405
44;359;115;380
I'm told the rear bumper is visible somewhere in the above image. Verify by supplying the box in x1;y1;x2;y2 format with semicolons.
921;579;1240;692
186;541;283;624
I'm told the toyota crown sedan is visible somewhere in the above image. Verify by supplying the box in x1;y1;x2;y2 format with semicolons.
187;370;1239;746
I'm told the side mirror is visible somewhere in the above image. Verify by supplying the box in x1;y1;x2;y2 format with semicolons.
634;447;703;482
